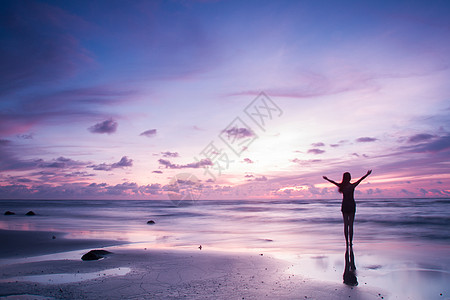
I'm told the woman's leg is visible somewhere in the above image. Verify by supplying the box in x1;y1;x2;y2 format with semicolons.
342;213;349;245
348;212;355;246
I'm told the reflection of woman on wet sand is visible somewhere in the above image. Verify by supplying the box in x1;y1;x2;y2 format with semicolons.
343;246;357;286
323;170;372;246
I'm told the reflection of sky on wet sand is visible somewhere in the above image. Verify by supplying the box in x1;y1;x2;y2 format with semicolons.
285;243;450;300
0;267;131;285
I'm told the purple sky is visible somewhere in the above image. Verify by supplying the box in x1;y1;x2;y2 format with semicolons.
1;0;449;199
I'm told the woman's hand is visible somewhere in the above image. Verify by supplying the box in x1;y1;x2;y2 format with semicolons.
323;176;328;180
366;170;372;175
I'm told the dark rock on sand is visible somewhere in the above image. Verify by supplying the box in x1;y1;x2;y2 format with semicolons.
147;220;155;224
25;211;36;216
81;249;112;261
4;211;15;215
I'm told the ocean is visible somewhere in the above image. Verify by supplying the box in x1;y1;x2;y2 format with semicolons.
1;198;449;251
1;198;449;299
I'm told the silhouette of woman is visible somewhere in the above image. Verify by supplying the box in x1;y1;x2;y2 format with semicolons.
323;170;372;246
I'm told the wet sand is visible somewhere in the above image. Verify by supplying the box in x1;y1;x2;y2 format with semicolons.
0;230;385;299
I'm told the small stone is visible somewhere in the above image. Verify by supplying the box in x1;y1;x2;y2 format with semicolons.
81;249;112;261
25;211;36;216
4;211;15;215
52;235;56;239
147;220;155;224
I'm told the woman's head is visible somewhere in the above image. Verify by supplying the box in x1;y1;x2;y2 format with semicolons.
342;172;351;183
338;172;351;193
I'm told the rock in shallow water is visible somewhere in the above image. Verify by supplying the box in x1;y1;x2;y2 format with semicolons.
81;249;113;261
25;211;36;216
4;211;15;215
147;220;155;224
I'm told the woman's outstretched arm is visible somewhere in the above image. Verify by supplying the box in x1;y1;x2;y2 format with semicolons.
323;176;339;186
354;170;372;186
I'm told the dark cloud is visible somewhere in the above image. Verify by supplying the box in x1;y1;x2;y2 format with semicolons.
291;158;322;165
222;127;254;139
17;178;33;183
158;158;212;169
112;156;133;168
64;171;95;178
89;183;107;187
407;133;435;143
17;133;34;139
161;151;179;158
356;137;378;143
330;144;340;148
38;157;87;169
106;182;139;195
152;170;163;174
0;141;89;172
307;148;325;154
403;135;450;153
90;156;133;171
255;176;267;181
311;142;325;147
0;181;166;199
88;119;118;134
140;129;157;137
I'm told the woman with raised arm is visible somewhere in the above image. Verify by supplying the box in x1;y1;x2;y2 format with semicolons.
323;170;372;246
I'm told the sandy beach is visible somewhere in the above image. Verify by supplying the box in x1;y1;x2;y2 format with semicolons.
1;198;449;299
0;230;389;300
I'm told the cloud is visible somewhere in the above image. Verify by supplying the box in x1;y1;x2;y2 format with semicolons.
311;142;325;147
152;170;163;174
291;158;322;165
64;171;95;178
90;156;133;171
307;148;325;154
403;135;450;153
38;157;87;168
222;127;255;139
17;133;34;139
111;156;133;168
255;175;267;181
161;151;179;158
356;137;378;143
158;158;213;169
407;133;435;143
0;180;169;199
88;119;118;134
140;129;157;137
243;158;254;164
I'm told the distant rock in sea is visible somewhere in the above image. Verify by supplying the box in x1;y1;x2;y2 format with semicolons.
81;249;112;261
25;211;36;216
4;211;15;215
147;220;155;224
